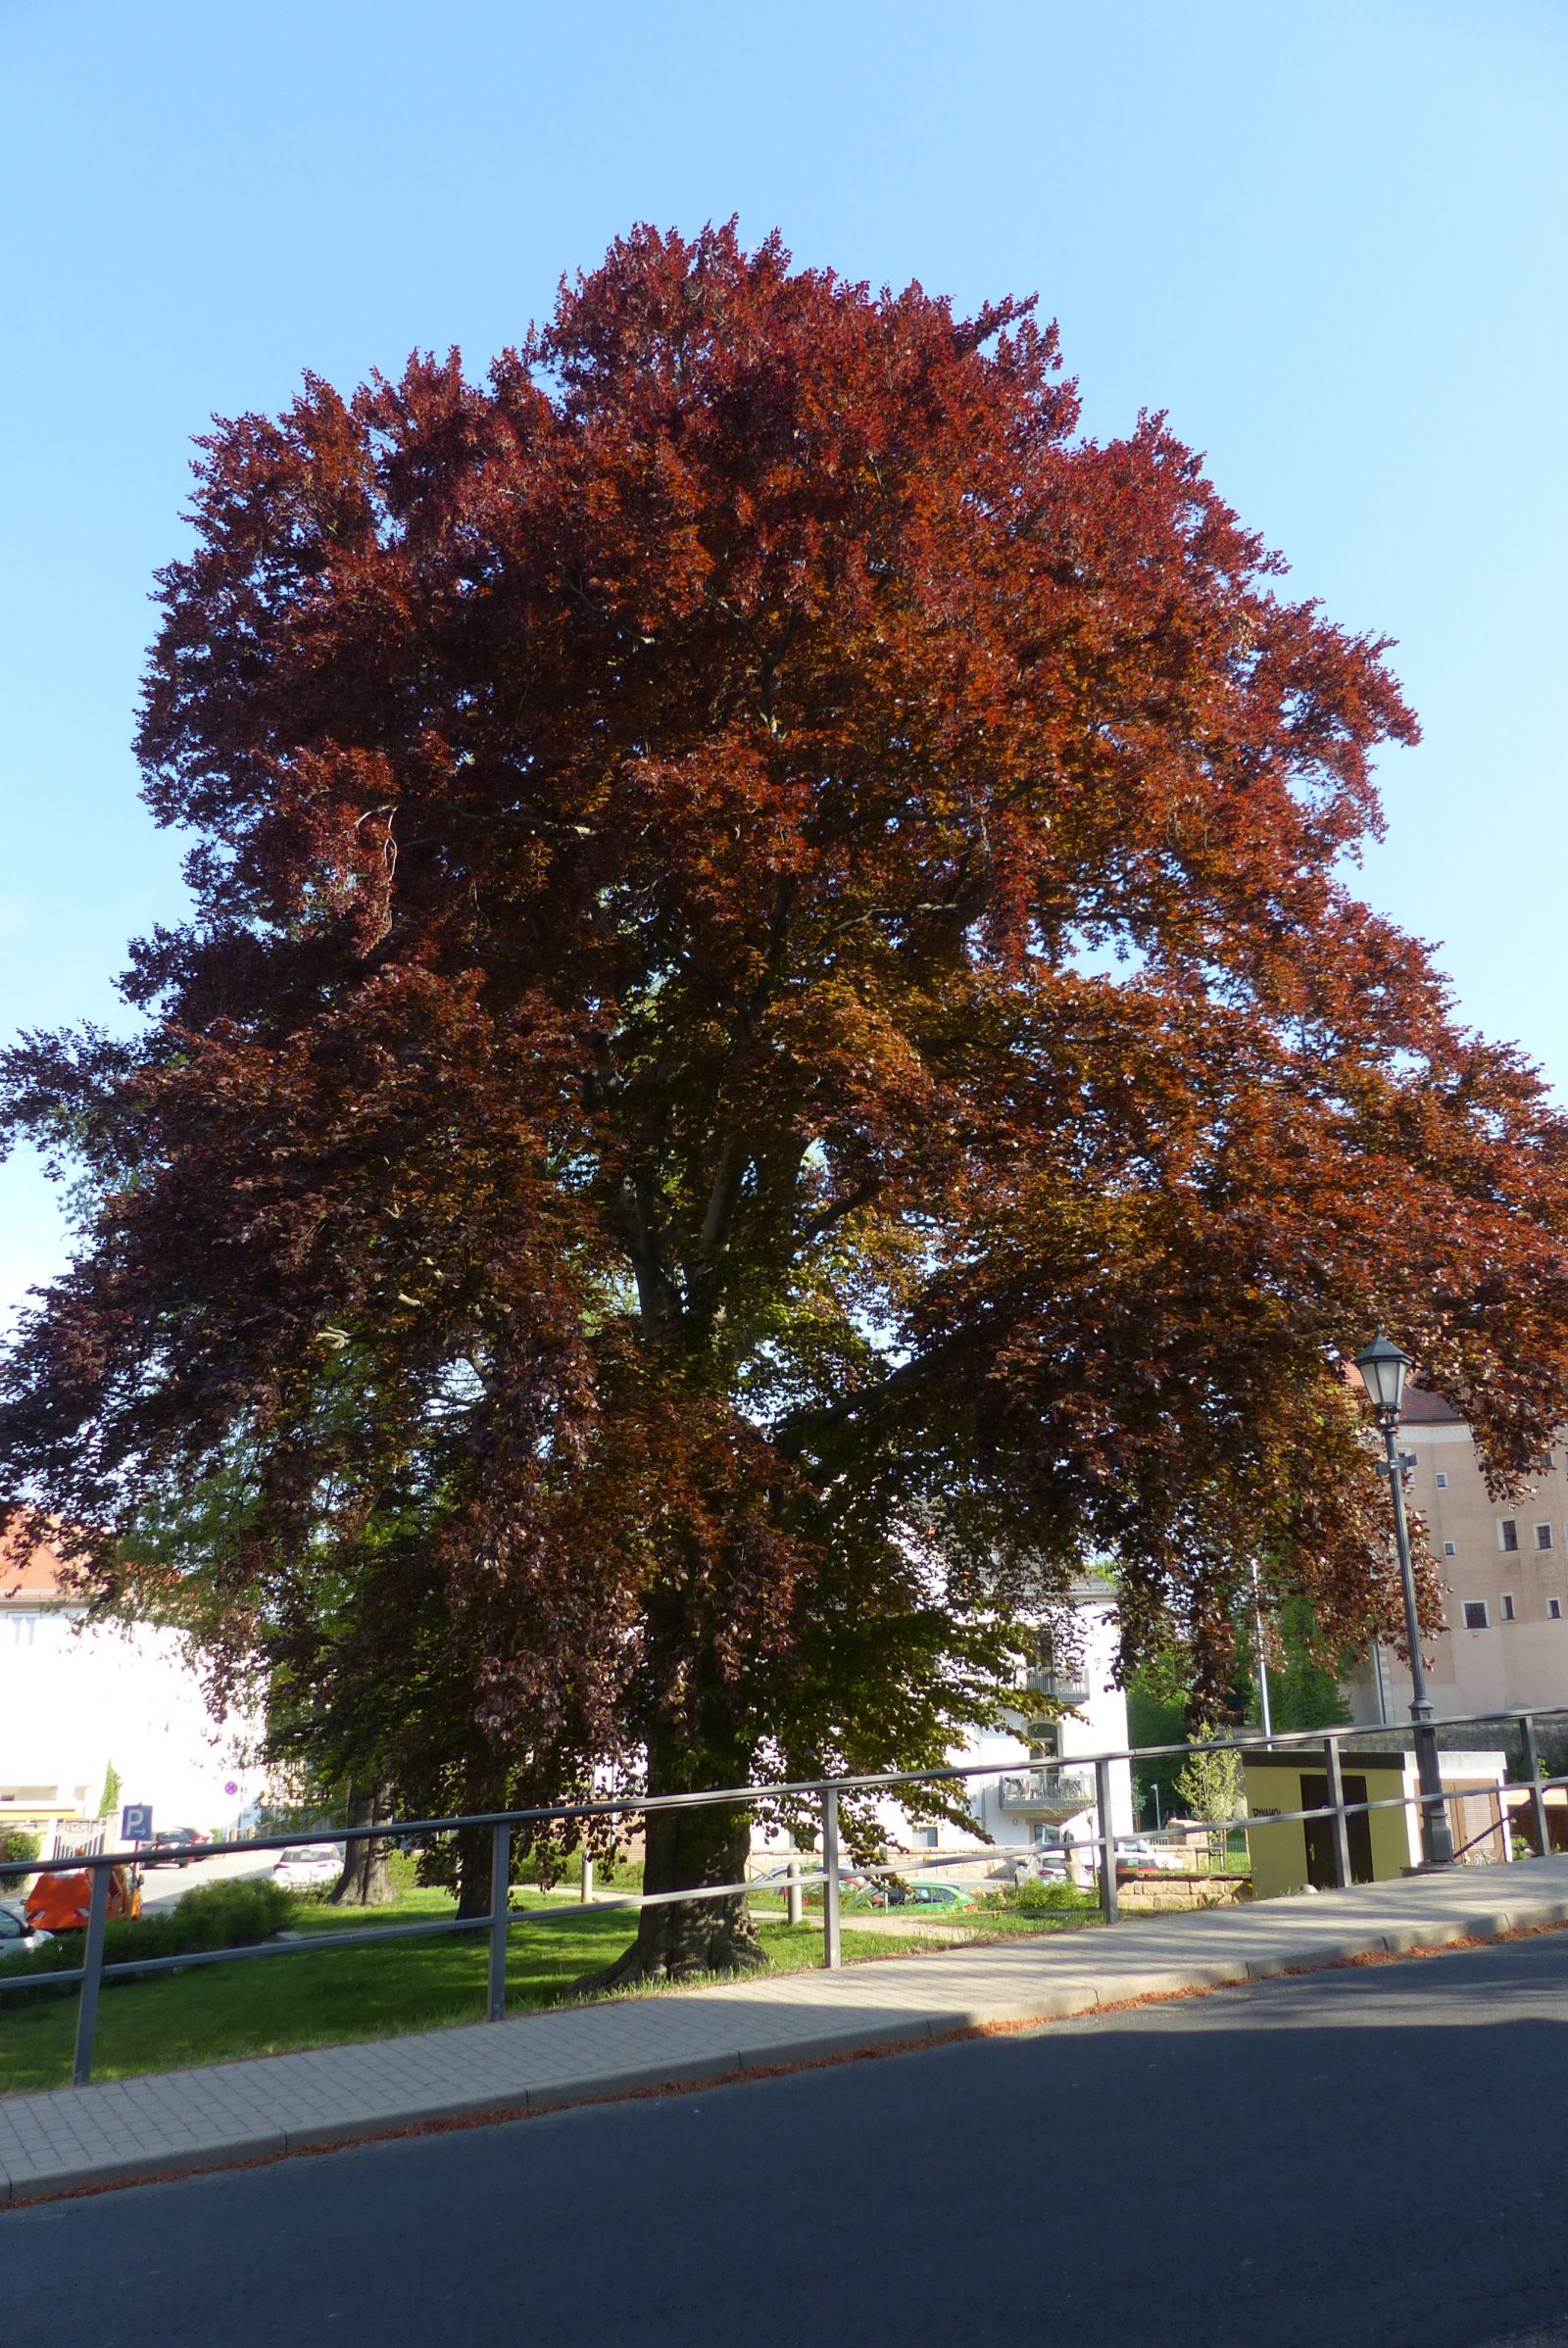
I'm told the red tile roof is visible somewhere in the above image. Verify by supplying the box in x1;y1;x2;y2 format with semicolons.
0;1515;77;1602
1399;1382;1467;1426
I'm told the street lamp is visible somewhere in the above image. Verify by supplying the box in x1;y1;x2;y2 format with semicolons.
1352;1335;1454;1866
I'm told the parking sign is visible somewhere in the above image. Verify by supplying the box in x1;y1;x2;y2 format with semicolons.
122;1803;153;1843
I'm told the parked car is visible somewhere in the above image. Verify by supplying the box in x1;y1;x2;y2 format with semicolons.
1114;1837;1189;1875
905;1882;975;1909
271;1846;342;1890
843;1878;906;1910
144;1827;210;1868
1010;1852;1072;1884
0;1904;54;1958
755;1863;872;1893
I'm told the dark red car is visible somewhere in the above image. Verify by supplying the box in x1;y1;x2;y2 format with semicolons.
144;1827;210;1868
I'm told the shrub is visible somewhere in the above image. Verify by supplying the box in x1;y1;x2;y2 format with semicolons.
1013;1878;1095;1913
2;1829;42;1867
169;1876;295;1947
0;1941;77;2004
0;1874;299;2007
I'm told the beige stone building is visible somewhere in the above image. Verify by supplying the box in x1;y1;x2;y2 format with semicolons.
1344;1387;1568;1728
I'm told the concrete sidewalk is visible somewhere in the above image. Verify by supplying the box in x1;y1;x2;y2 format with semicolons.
6;1857;1568;2207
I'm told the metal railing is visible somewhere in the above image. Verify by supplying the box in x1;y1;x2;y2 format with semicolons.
4;1702;1567;2087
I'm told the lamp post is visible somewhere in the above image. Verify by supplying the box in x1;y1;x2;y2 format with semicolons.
1353;1334;1454;1867
1249;1557;1274;1743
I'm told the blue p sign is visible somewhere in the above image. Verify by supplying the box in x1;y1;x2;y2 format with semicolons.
122;1804;153;1843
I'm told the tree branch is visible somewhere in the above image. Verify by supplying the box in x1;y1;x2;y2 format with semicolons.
794;1180;881;1252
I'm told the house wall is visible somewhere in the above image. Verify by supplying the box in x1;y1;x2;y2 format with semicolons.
963;1599;1135;1856
1243;1748;1507;1896
1244;1753;1411;1897
1343;1417;1568;1728
0;1601;267;1840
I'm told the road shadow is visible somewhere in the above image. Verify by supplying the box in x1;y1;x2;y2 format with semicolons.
9;1932;1568;2348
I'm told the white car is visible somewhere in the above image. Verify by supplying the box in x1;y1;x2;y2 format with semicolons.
271;1846;342;1890
0;1903;54;1957
1010;1851;1073;1883
1115;1836;1189;1873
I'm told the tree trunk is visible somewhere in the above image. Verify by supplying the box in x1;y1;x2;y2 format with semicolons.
454;1822;496;1921
578;1769;764;1990
328;1782;395;1907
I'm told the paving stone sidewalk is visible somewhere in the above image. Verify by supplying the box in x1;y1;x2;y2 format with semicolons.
6;1856;1568;2207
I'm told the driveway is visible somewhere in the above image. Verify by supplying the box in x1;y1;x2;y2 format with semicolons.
133;1845;279;1916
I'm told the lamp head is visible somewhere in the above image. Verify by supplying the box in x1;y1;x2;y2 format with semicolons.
1353;1332;1412;1421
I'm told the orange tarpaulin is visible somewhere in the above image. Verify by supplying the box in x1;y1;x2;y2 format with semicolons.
24;1865;141;1930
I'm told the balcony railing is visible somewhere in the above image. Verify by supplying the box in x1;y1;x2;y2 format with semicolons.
998;1767;1097;1814
1024;1665;1090;1705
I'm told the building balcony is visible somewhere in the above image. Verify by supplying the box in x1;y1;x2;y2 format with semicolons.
997;1767;1097;1816
1024;1663;1091;1706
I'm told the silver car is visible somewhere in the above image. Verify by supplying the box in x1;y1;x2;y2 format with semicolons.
270;1846;342;1890
0;1903;54;1957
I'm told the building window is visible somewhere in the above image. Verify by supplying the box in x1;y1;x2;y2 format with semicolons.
1502;1593;1517;1621
1539;1524;1554;1550
7;1614;36;1647
1462;1600;1490;1631
1444;1541;1456;1557
1551;1599;1564;1622
1436;1472;1448;1489
913;1827;939;1849
1500;1520;1520;1552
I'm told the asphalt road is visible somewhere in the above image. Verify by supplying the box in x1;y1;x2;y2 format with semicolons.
8;1933;1568;2347
134;1846;278;1916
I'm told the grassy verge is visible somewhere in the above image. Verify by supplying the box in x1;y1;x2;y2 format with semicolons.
0;1863;1112;2096
0;1884;889;2095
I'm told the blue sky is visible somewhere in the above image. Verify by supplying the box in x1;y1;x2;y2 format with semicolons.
1;0;1564;1326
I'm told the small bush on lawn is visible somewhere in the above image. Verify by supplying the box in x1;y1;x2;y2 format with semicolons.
1012;1878;1096;1913
2;1829;43;1867
0;1877;300;2006
168;1877;294;1948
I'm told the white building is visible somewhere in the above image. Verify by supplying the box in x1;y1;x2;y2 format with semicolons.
749;1581;1134;1874
925;1584;1135;1863
0;1518;268;1849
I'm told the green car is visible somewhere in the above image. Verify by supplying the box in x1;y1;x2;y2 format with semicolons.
905;1882;975;1908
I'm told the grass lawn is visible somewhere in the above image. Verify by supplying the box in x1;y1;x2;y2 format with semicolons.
0;1882;896;2095
0;1862;1108;2096
749;1891;1104;1940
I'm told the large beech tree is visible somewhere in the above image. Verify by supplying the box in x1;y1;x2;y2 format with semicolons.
7;224;1568;1979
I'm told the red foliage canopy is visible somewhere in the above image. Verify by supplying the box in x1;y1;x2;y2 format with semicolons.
6;223;1568;1842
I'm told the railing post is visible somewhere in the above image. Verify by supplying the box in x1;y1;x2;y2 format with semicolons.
819;1786;842;1969
787;1851;803;1929
1324;1735;1351;1890
72;1859;112;2086
1095;1758;1118;1925
580;1856;594;1905
486;1822;512;2024
1520;1712;1550;1859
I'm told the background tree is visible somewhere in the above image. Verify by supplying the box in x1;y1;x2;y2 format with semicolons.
1173;1742;1247;1867
1247;1595;1351;1737
7;224;1568;1981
